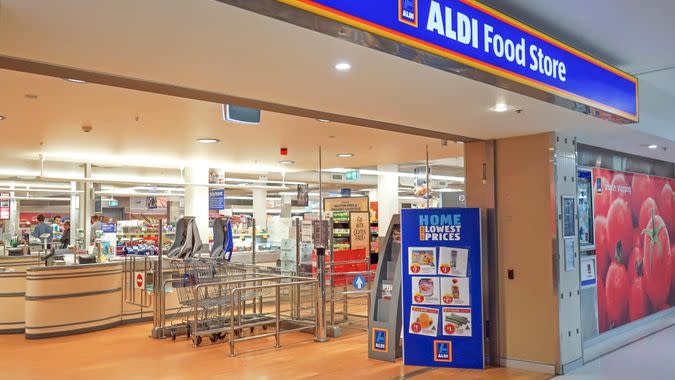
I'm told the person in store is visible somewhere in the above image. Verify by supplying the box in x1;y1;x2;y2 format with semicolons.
51;215;62;233
90;215;103;242
31;214;53;243
60;221;71;248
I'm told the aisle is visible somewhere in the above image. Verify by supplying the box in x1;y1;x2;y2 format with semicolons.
0;323;549;380
555;325;675;380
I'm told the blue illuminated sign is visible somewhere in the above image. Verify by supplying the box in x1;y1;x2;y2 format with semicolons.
209;189;225;211
281;0;638;122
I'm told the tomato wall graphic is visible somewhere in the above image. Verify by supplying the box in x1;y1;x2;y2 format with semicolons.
593;169;674;333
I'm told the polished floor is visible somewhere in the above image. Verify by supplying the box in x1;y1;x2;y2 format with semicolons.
0;322;548;380
555;325;675;380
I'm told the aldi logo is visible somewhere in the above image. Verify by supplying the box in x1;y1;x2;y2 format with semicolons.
398;0;418;27
434;340;452;362
372;328;389;352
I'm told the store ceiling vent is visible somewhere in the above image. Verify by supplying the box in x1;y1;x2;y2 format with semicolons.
222;104;261;124
331;173;345;182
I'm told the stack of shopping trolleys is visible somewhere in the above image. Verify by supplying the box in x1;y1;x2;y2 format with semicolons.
166;257;277;346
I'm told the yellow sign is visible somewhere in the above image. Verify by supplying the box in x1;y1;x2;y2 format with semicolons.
323;196;369;212
350;211;370;254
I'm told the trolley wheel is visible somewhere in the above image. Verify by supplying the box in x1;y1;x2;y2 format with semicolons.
209;334;219;343
171;332;177;341
250;327;255;334
219;333;227;340
262;325;268;330
193;335;202;347
186;326;191;339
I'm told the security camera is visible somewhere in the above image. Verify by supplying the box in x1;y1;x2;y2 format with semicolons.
82;125;93;133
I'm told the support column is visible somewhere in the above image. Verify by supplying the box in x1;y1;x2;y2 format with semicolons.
253;188;267;228
80;164;93;248
69;181;79;247
184;165;210;243
8;196;19;237
377;164;398;231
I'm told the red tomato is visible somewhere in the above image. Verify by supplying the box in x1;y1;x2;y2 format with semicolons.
658;182;673;237
609;173;631;207
607;199;633;266
594;171;612;217
639;198;659;232
597;278;608;333
642;213;672;308
595;216;610;280
632;174;653;222
671;246;675;305
628;277;649;322
606;252;629;328
633;228;643;251
628;247;642;283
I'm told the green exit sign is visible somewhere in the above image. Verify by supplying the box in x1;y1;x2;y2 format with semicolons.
345;170;360;181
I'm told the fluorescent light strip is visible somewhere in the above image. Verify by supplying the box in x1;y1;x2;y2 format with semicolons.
222;177;306;185
0;188;82;194
6;196;72;201
323;169;464;182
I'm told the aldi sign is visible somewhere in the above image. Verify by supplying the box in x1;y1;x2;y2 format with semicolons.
280;0;638;123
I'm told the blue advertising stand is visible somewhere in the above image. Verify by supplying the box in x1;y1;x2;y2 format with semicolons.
401;208;484;368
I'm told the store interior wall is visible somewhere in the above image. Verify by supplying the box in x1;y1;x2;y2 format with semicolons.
495;132;559;371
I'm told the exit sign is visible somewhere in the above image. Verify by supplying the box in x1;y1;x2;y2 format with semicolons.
345;170;360;181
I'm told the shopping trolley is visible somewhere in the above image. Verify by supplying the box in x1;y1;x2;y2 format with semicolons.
184;259;279;346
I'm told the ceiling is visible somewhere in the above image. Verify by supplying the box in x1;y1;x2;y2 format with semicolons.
0;0;672;162
0;69;461;173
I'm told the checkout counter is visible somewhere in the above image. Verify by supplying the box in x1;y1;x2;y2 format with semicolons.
24;262;124;338
0;253;181;338
0;255;41;334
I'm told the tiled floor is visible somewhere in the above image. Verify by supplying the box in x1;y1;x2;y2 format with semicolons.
554;325;675;380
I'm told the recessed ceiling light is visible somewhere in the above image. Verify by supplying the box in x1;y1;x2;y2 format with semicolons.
336;153;354;158
317;119;330;122
0;115;5;121
648;144;658;149
279;160;295;165
335;62;352;71
456;141;464;144
197;138;220;144
64;78;87;84
492;103;510;112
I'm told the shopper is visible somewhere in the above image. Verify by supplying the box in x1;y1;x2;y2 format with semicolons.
31;214;53;242
60;221;71;248
51;215;61;231
90;215;103;242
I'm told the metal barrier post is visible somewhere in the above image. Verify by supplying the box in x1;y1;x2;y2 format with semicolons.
275;285;281;348
314;247;327;342
151;220;164;339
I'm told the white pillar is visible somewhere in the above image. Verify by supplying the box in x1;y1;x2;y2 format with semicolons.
184;165;210;243
69;181;79;247
253;189;267;228
377;164;399;232
8;190;19;236
81;164;93;247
